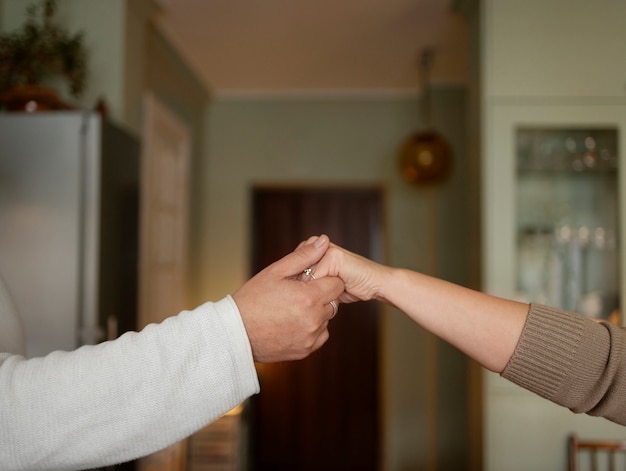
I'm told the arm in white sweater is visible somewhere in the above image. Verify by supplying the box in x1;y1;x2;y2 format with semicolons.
0;296;259;471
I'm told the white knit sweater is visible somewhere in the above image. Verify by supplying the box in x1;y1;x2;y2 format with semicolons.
0;276;260;471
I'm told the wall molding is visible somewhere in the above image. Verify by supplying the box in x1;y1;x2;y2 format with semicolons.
211;82;468;101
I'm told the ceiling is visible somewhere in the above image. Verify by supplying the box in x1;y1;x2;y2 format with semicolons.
154;0;469;96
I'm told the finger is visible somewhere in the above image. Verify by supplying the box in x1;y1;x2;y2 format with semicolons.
293;237;324;281
309;326;330;354
285;315;329;361
311;276;345;303
308;245;342;279
272;234;330;278
296;235;321;250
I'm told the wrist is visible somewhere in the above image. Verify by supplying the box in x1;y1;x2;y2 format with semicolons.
371;265;399;305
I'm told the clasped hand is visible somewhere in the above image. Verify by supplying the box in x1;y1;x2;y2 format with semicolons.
233;235;384;363
233;235;342;363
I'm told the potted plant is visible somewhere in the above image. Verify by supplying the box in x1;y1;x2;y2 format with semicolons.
0;0;88;111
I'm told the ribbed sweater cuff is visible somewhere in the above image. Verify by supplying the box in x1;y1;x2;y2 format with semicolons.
501;303;586;402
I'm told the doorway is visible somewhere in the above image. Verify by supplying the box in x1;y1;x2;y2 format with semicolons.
249;186;385;471
137;93;192;471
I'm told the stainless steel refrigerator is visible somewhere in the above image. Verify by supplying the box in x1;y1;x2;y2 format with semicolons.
0;111;140;358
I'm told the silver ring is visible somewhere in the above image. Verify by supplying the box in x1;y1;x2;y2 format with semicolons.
329;300;338;319
302;267;316;282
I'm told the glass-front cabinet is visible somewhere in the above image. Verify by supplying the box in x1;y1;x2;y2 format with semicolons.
482;103;626;471
515;127;620;323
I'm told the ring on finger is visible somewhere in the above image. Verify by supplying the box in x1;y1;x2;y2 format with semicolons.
329;300;338;319
302;267;316;282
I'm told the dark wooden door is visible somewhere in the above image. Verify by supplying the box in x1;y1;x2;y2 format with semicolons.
249;187;384;471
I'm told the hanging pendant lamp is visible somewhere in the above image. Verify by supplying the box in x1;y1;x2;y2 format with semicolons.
399;49;453;185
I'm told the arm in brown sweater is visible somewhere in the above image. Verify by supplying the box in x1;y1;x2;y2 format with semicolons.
314;244;626;425
503;304;626;425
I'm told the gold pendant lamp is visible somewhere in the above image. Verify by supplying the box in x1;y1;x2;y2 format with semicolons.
399;48;453;185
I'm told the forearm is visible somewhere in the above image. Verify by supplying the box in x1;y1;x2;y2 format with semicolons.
0;296;259;471
377;268;626;424
377;268;529;372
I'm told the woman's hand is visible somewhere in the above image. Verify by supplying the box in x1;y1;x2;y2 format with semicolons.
309;243;393;305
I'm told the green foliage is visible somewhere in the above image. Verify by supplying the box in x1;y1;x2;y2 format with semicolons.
0;0;87;97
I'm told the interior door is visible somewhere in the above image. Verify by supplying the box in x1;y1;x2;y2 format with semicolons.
136;93;191;471
250;186;384;471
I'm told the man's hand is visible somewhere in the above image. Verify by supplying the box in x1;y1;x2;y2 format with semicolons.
232;235;344;363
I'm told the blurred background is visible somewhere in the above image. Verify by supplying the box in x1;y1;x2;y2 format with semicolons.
1;0;625;470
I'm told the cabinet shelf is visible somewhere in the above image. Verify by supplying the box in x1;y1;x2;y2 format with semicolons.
516;128;618;174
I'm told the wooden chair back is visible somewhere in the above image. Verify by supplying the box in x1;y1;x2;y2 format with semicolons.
569;434;626;471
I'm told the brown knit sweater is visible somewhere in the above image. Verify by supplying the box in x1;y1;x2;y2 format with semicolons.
502;303;626;425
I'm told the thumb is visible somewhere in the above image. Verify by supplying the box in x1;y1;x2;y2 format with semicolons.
273;234;329;278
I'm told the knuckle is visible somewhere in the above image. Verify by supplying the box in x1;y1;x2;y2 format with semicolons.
304;311;323;331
